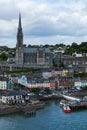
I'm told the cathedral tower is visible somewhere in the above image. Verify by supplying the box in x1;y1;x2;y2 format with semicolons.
16;13;23;64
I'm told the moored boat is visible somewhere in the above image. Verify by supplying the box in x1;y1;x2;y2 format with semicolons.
60;100;67;107
62;105;71;113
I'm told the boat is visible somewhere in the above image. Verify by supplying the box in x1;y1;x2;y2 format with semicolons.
62;94;80;102
60;100;68;107
62;105;71;113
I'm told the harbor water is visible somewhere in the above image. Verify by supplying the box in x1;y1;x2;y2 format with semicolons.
0;101;87;130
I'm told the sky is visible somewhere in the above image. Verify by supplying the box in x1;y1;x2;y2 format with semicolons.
0;0;87;47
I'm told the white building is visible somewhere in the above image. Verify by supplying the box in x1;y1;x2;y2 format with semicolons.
0;81;7;90
74;80;87;87
18;75;56;89
27;82;51;88
0;91;23;104
72;52;83;57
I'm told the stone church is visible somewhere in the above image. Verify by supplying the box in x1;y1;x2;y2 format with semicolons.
16;13;52;66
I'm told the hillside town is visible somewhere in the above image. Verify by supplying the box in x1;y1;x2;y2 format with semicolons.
0;13;87;115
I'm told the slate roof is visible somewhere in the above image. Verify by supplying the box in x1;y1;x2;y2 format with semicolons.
23;48;37;53
0;91;23;96
23;47;51;53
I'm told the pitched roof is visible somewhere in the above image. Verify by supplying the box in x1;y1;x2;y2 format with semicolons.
23;47;51;53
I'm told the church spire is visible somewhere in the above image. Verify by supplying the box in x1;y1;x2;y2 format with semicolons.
17;13;23;42
16;13;23;64
17;12;23;44
19;12;22;29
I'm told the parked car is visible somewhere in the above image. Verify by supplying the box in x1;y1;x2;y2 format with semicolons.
76;86;82;90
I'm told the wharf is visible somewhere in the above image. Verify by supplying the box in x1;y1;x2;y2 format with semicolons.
60;100;87;111
37;95;62;101
61;90;87;111
0;102;44;116
19;102;45;112
69;102;87;111
0;105;19;115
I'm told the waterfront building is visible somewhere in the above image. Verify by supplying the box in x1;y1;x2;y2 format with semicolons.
7;79;14;90
16;13;52;66
1;91;23;104
74;79;87;88
58;77;73;89
18;74;56;89
0;80;7;90
0;78;14;90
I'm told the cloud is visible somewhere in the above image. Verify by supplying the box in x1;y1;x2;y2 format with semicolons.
0;0;87;47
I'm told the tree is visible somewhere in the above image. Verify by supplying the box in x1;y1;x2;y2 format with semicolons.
71;42;78;49
83;86;87;90
32;88;40;93
59;62;65;68
43;44;49;48
0;52;8;61
44;88;50;93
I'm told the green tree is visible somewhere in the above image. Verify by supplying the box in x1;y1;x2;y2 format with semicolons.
59;62;65;68
32;88;40;93
44;87;50;93
0;52;8;61
83;86;87;90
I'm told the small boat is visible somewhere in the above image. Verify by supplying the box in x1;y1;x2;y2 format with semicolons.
60;100;67;107
62;105;71;113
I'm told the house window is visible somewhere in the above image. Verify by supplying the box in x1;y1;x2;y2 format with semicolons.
73;61;75;65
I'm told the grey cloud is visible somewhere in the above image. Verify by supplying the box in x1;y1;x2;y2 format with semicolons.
0;0;87;47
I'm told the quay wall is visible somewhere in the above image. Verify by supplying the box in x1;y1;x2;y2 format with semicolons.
0;103;44;115
69;102;87;111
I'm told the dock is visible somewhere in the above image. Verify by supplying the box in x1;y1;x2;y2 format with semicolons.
60;99;87;111
19;102;45;112
0;102;44;116
0;105;19;115
69;101;87;111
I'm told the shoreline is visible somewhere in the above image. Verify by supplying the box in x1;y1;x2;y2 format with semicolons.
0;102;44;116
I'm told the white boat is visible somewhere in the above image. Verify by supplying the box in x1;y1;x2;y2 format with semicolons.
62;95;80;101
60;100;68;107
62;105;71;113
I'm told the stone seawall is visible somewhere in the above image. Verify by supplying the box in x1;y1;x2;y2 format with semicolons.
0;102;44;115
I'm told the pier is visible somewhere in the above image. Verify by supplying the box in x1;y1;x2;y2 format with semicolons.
0;105;19;115
60;99;87;111
0;102;44;116
60;93;87;111
69;101;87;111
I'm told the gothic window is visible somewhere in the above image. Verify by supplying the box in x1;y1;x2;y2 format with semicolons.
38;50;44;58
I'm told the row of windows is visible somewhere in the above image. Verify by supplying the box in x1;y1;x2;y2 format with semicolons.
64;60;87;65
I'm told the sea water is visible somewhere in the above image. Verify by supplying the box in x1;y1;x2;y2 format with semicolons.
0;101;87;130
